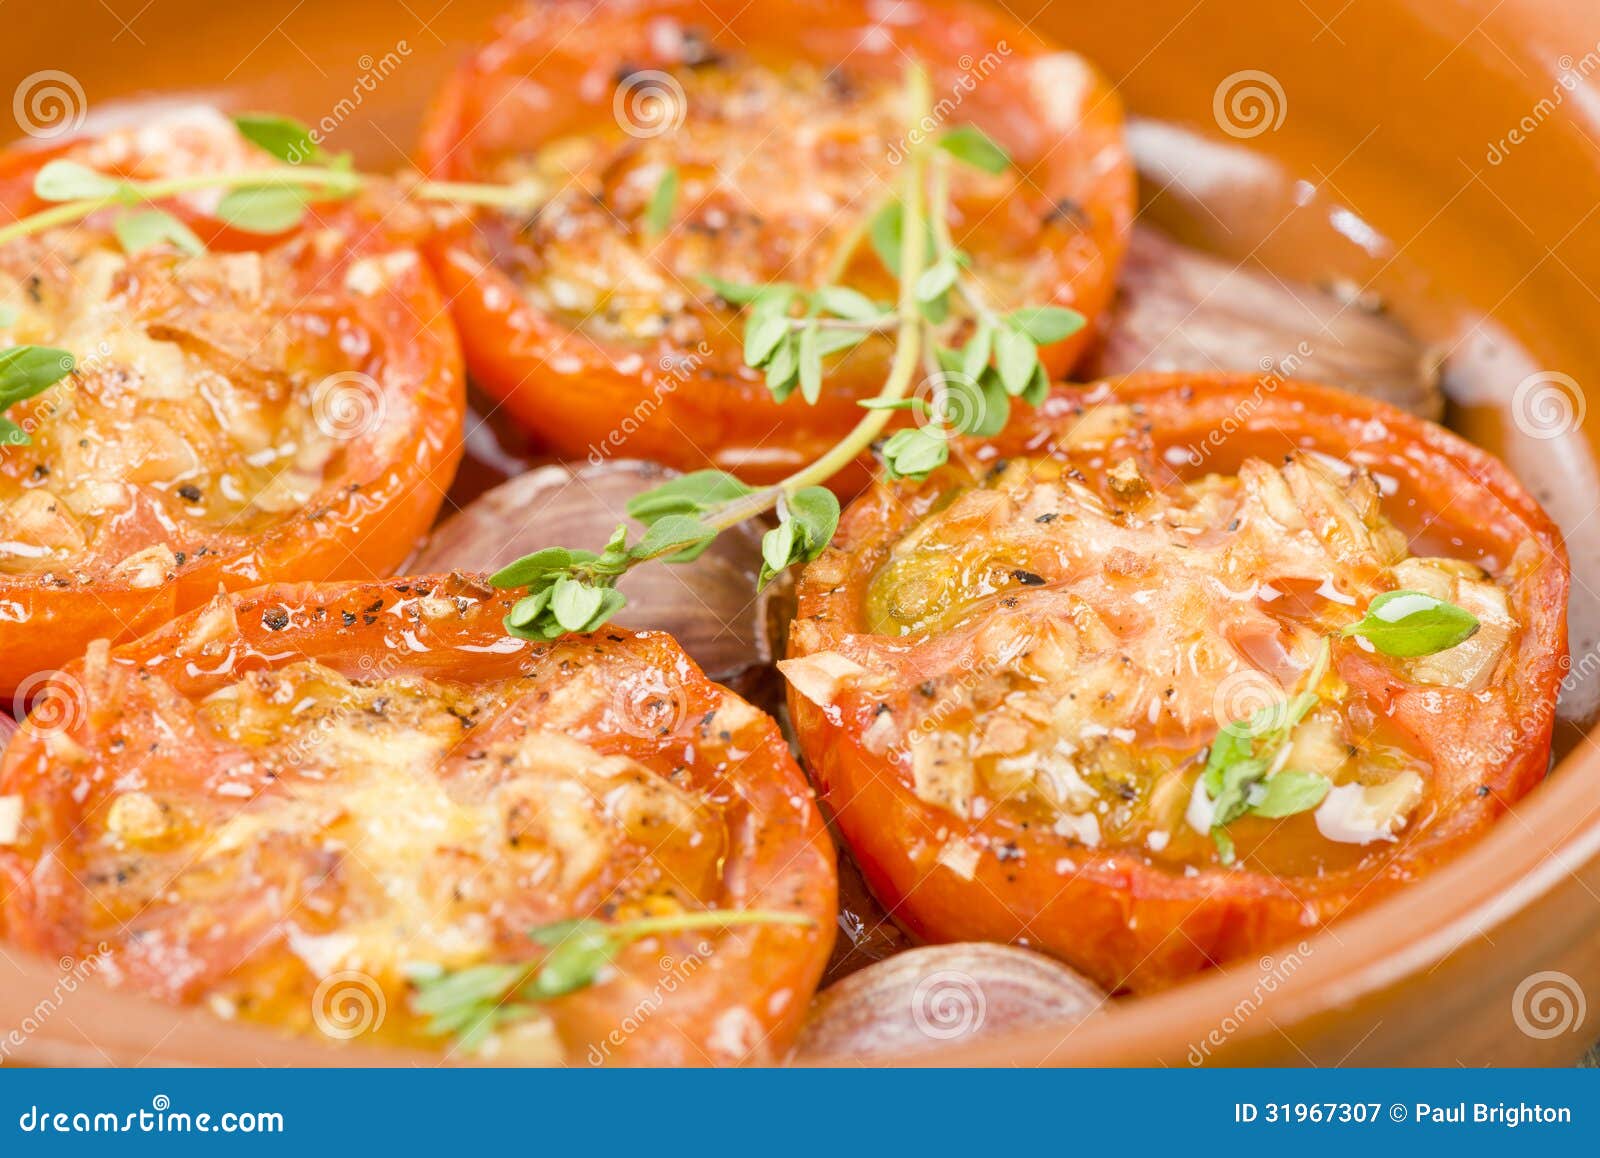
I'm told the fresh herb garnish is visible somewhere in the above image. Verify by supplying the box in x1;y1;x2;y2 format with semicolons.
0;113;542;258
491;518;711;639
1200;641;1332;865
33;159;128;202
1249;769;1333;818
233;111;335;166
0;114;544;441
215;183;318;234
759;486;840;589
0;346;75;446
644;166;679;238
490;72;1084;641
1340;589;1480;657
113;209;205;257
937;124;1013;174
623;468;757;521
881;424;952;478
1200;589;1479;864
411;909;814;1052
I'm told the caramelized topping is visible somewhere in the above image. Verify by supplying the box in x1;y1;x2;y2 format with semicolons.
0;229;367;578
487;59;1058;348
809;448;1523;873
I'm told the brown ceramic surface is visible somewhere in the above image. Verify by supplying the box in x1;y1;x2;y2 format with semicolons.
3;0;1599;1065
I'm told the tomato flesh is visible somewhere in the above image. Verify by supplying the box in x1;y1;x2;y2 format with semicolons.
0;575;837;1064
0;112;465;697
785;374;1569;991
419;0;1133;487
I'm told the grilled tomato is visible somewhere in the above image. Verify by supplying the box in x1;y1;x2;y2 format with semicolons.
782;374;1568;992
418;0;1132;486
0;575;836;1064
0;112;465;698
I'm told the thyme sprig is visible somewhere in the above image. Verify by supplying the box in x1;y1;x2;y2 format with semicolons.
492;65;1086;641
1201;590;1482;864
1201;640;1334;865
0;113;542;254
0;113;542;442
410;909;814;1052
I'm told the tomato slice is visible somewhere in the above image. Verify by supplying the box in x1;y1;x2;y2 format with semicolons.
418;0;1133;488
783;373;1568;992
0;112;465;698
0;574;836;1064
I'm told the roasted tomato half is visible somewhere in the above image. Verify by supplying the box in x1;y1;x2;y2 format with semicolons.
0;574;836;1064
0;112;465;697
419;0;1132;486
782;374;1568;992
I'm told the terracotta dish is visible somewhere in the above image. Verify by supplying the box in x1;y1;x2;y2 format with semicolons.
1;0;1597;1066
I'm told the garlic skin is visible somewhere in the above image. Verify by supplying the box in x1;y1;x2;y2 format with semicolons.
793;943;1106;1063
410;460;786;699
1091;225;1442;421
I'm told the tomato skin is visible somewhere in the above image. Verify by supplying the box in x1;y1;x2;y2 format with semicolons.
786;374;1569;992
0;575;836;1065
418;0;1132;488
0;123;465;699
